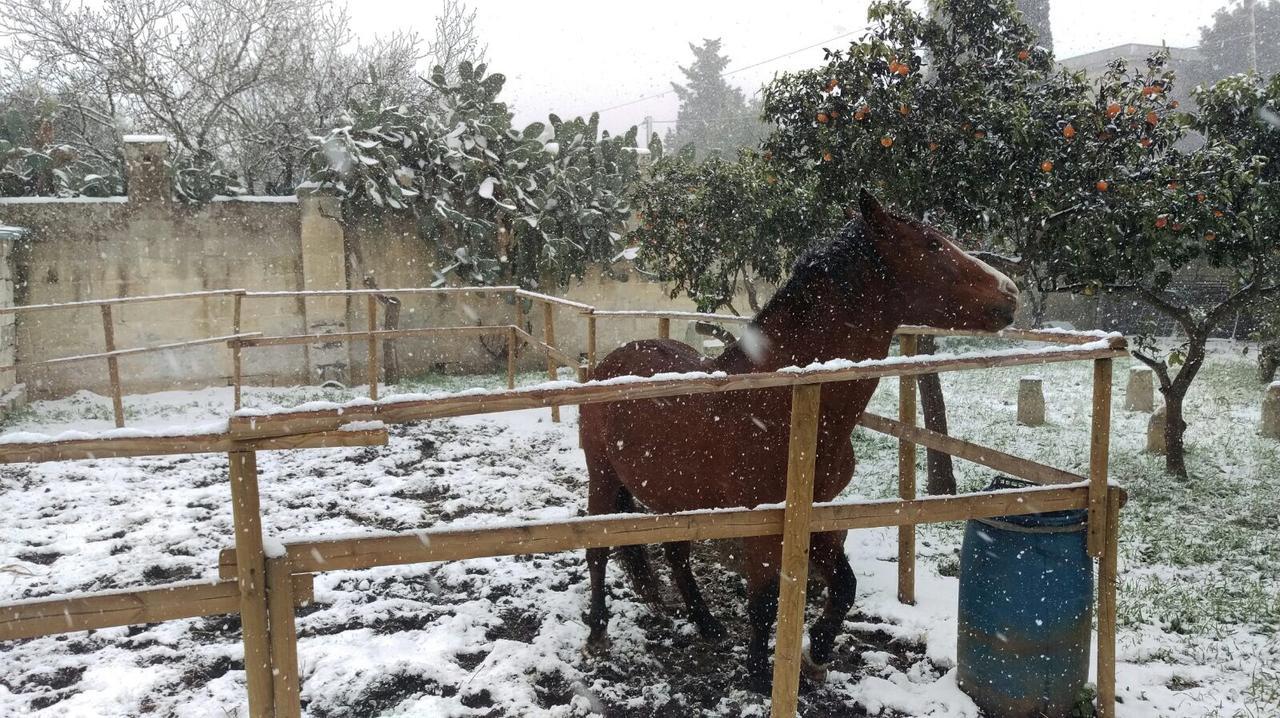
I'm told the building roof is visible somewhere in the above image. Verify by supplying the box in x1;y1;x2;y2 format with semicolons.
1060;44;1202;77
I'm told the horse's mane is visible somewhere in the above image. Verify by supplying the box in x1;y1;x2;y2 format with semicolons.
754;216;885;322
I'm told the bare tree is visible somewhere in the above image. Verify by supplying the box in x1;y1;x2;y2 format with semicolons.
0;0;488;194
427;0;487;81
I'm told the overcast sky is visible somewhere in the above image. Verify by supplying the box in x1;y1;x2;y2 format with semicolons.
351;0;1223;136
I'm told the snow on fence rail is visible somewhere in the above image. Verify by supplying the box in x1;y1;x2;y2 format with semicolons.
0;286;1128;718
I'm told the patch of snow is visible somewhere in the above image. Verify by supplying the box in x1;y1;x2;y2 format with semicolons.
210;195;298;204
0;196;129;204
122;134;170;144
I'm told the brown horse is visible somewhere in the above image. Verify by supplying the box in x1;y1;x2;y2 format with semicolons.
578;190;1019;691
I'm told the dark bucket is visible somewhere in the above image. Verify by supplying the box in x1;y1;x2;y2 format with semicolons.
957;476;1093;717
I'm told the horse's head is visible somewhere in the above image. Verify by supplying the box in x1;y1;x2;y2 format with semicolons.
860;190;1018;333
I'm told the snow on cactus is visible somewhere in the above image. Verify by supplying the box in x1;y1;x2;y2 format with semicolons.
304;62;641;289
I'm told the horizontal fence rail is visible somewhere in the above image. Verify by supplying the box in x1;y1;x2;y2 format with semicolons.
0;288;247;315
222;339;1126;440
215;485;1094;577
0;575;314;642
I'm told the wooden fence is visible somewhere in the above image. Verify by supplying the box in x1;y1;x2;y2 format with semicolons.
0;287;1127;718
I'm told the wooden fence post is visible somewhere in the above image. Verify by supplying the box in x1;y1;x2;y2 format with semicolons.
506;326;517;390
232;292;244;411
366;295;379;401
265;556;302;718
1096;486;1121;718
586;312;597;373
897;333;918;604
1088;358;1113;558
769;383;822;718
542;301;559;422
657;317;670;340
228;450;274;718
100;304;125;427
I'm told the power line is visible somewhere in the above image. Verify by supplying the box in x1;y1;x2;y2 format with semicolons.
592;28;862;116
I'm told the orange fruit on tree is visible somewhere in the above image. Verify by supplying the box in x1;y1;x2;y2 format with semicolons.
817;112;829;124
1141;137;1153;148
1125;105;1137;115
854;106;868;121
1096;179;1109;192
822;151;833;162
1018;49;1030;61
1214;210;1225;217
1196;192;1206;202
1170;100;1180;109
1155;216;1168;229
1106;103;1122;118
1172;222;1184;231
881;136;894;148
899;104;911;116
825;79;839;92
929;141;940;151
1204;230;1216;241
1167;181;1180;190
1040;160;1054;172
1146;111;1159;125
1063;123;1076;139
1142;85;1160;96
974;129;987;139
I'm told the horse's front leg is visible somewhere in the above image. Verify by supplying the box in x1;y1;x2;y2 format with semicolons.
584;464;619;653
742;535;782;693
807;530;857;669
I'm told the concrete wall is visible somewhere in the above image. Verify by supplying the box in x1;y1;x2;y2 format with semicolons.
0;195;309;397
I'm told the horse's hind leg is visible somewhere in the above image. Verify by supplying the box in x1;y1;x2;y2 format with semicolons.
585;464;662;652
807;530;857;667
742;535;783;693
615;488;664;606
663;541;725;641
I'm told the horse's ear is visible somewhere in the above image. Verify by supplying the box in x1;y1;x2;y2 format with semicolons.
859;189;889;227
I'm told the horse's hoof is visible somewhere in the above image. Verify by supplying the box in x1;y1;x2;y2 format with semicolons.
744;671;772;695
696;616;727;643
638;589;667;610
584;632;611;656
801;649;830;683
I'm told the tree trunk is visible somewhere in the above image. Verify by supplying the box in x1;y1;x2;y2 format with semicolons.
1160;333;1208;478
1161;387;1189;477
916;335;956;495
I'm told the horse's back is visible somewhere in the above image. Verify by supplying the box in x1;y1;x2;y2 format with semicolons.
590;338;710;381
579;339;712;491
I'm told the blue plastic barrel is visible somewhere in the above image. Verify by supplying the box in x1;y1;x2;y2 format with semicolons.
957;476;1093;717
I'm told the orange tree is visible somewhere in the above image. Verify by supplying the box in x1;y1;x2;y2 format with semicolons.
631;148;841;314
761;0;1280;476
759;0;1105;323
1043;71;1280;476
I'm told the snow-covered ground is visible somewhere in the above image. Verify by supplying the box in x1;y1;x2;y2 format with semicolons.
0;344;1277;717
